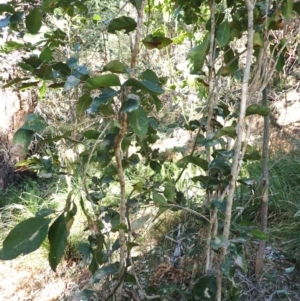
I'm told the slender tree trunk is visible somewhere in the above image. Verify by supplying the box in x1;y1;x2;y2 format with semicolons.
215;1;255;300
115;2;145;300
255;86;269;275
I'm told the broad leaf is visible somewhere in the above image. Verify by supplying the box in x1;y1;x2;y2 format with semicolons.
0;41;24;53
102;60;127;73
82;130;100;139
140;69;160;84
48;213;68;271
91;88;119;112
95;262;120;280
64;75;81;91
250;229;268;240
216;20;231;47
120;98;140;113
188;33;210;74
142;34;172;50
20;114;47;132
123;78;164;95
10;128;34;157
108;16;137;34
128;107;148;139
26;9;42;34
39;47;53;62
253;32;264;49
176;155;208;171
131;214;151;232
0;4;14;14
211;235;230;250
76;94;92;116
84;74;120;89
164;181;175;201
0;217;50;260
153;191;167;207
282;0;294;20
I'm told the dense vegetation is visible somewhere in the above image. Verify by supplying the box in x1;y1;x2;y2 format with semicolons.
0;0;300;300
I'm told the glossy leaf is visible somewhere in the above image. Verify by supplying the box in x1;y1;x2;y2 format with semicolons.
123;78;164;95
95;262;120;280
48;213;68;271
128;107;148;139
26;9;42;34
142;34;172;50
120;98;140;113
102;60;127;73
0;217;50;260
140;69;160;84
107;16;137;34
188;33;210;74
84;74;120;89
216;20;231;47
245;104;269;116
76;94;92;116
91;88;119;112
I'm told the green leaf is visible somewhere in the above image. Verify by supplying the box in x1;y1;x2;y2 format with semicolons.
10;12;24;26
153;191;167;207
208;124;237;140
142;34;172;50
253;32;264;49
83;130;100;139
48;213;68;271
64;75;81;91
246;104;269;116
123;78;164;95
91;88;119;112
108;16;137;34
120;98;140;113
21;114;47;132
140;69;160;84
84;74;120;89
276;54;285;72
95;263;120;280
281;0;294;20
294;2;300;14
176;155;209;171
128;107;148;139
0;41;24;53
0;217;50;260
0;4;14;14
102;60;127;73
26;9;42;34
130;0;143;9
211;235;230;250
131;214;151;232
39;47;53;62
39;80;47;99
250;229;268;240
164;181;175;201
36;208;56;218
188;33;210;74
150;160;162;173
216;20;231;47
76;94;92;116
99;104;114;116
11;129;34;156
